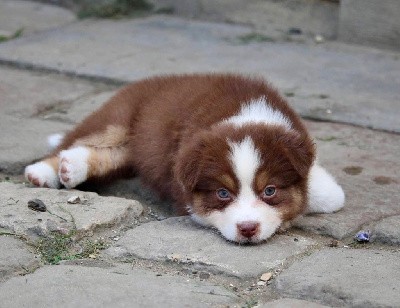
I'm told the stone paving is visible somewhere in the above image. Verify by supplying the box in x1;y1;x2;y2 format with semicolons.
0;1;399;307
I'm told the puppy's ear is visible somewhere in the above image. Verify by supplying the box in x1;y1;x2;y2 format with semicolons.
174;134;206;192
277;130;316;178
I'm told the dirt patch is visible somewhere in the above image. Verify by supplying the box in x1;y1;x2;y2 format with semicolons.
373;176;397;185
343;166;363;175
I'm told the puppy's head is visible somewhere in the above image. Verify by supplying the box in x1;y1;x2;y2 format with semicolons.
175;124;315;244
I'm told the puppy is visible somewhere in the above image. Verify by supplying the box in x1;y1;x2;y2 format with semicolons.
25;74;345;243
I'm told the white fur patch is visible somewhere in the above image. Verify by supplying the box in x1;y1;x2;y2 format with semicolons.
59;146;90;189
47;133;64;150
223;96;292;129
306;164;345;214
25;161;60;188
229;136;261;191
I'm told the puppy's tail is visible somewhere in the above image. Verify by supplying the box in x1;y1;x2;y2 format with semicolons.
47;133;64;151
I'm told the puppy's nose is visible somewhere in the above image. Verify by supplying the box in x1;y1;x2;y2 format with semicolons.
237;221;260;238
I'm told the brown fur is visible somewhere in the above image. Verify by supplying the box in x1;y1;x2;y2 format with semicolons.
37;74;314;220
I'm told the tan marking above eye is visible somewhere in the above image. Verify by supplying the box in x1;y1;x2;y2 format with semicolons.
255;171;269;192
217;174;236;192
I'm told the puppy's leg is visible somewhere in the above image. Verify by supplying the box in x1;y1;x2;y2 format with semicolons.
25;156;60;188
306;164;345;214
59;146;128;188
26;125;131;188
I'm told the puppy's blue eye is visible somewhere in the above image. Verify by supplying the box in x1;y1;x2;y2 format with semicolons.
216;188;231;200
264;186;276;197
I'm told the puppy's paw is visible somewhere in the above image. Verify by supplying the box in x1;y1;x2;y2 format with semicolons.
25;161;60;188
306;164;345;214
58;147;89;189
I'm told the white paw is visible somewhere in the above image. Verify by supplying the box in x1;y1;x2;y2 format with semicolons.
25;161;60;188
58;147;90;189
306;164;345;214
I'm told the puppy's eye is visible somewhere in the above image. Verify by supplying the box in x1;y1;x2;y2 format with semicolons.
216;188;231;201
264;185;276;197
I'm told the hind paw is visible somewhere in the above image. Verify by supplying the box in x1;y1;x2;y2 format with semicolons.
58;147;89;189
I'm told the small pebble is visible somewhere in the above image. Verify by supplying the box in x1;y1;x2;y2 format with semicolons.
288;27;302;35
314;34;325;43
260;272;273;282
355;230;371;242
329;239;339;247
27;199;47;212
257;281;266;286
67;196;81;204
169;253;181;261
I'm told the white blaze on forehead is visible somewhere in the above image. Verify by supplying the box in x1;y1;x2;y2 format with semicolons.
224;96;292;129
228;136;261;195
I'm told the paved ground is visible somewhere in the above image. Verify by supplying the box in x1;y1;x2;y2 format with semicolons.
0;1;399;307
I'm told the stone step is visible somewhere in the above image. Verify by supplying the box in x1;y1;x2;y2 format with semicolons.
275;248;400;307
0;16;398;132
0;263;238;307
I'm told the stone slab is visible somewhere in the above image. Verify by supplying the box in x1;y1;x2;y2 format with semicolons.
41;90;117;124
372;215;400;245
150;0;339;39
0;0;75;36
0;182;143;242
0;264;238;307
0;66;113;174
105;217;316;278
339;0;400;51
0;236;40;282
0;66;100;118
0;16;399;132
0;114;72;174
275;248;400;307
294;121;400;240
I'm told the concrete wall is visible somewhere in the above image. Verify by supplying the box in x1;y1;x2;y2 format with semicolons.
339;0;400;51
150;0;339;39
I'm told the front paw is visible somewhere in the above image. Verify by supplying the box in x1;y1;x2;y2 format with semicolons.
25;161;60;188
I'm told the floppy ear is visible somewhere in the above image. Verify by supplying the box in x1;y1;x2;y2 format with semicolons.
173;134;206;192
277;130;316;178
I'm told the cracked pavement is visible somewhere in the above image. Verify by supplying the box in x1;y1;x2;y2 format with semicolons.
0;1;399;307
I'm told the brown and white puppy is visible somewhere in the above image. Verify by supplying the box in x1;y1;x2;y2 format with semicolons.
25;74;345;243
